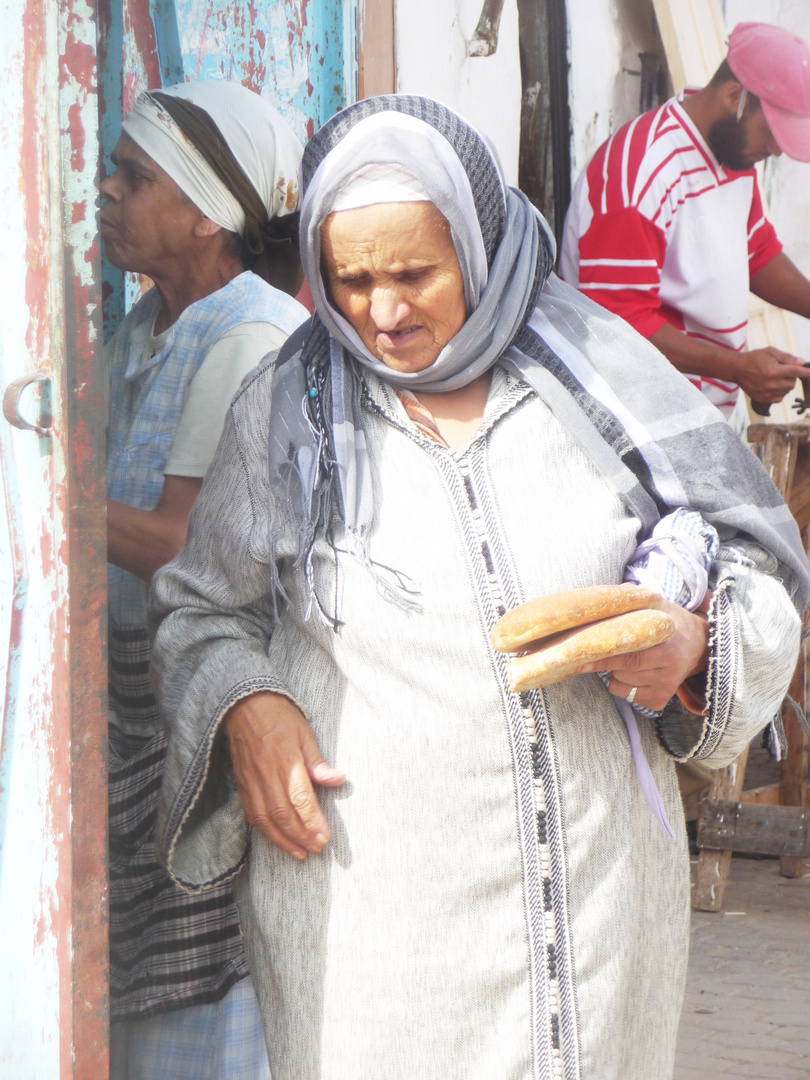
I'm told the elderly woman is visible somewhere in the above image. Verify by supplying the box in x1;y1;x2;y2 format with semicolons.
150;96;809;1080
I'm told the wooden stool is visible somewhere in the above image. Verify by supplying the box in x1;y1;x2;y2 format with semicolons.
693;424;810;911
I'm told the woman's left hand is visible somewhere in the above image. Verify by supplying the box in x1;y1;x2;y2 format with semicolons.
578;598;710;712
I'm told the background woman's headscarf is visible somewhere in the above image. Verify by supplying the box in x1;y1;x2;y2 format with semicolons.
122;81;304;293
269;94;810;623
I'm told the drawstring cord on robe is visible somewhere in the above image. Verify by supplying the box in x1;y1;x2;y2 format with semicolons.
617;510;719;837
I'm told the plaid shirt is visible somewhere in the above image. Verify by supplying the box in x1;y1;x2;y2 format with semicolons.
107;271;307;629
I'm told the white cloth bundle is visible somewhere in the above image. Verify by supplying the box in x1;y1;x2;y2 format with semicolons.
617;509;719;836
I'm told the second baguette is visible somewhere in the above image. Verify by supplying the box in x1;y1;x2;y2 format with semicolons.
491;583;666;654
505;608;675;692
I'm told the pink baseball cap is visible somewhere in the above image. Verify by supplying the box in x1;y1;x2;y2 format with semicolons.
728;21;810;162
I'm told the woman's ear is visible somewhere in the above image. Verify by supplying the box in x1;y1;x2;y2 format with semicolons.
193;214;223;239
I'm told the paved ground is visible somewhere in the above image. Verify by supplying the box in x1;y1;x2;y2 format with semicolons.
674;855;810;1079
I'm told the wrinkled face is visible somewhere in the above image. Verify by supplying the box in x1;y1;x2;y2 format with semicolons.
708;99;782;171
320;201;467;374
98;132;203;276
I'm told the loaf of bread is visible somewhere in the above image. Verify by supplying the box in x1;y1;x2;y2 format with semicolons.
502;608;675;692
491;583;667;654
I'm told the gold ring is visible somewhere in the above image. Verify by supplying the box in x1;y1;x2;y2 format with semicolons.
626;686;638;705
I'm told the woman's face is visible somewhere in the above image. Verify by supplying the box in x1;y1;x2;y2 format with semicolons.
320;201;467;373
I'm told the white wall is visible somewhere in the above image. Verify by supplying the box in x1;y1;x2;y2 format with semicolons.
567;0;664;180
394;0;522;185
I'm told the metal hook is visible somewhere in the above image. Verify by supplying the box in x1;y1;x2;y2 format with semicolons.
2;372;53;436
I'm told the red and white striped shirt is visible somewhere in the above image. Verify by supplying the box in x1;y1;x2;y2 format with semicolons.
560;93;782;415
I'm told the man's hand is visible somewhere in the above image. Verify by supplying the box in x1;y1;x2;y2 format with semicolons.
578;600;709;713
735;346;807;404
224;692;346;860
650;324;807;405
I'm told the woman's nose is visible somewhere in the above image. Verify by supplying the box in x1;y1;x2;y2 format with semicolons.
98;173;118;200
369;287;409;329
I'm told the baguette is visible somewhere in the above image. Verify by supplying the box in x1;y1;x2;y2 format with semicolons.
504;608;675;692
491;583;666;654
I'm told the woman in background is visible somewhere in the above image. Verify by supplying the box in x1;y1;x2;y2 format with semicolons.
102;80;308;1080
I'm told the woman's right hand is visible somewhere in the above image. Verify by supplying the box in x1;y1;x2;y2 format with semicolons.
224;692;346;859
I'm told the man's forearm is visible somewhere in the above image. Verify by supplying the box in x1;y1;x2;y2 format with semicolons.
648;324;745;381
750;252;810;322
649;323;806;404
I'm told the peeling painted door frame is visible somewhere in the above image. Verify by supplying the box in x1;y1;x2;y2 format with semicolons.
358;0;395;98
61;0;110;1061
0;0;107;1074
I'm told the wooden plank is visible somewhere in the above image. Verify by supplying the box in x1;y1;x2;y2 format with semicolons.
61;0;110;1063
649;2;690;93
693;745;750;911
788;476;810;532
358;0;396;99
689;0;727;83
741;784;810;807
780;660;808;877
788;438;810;532
748;426;800;499
740;784;781;806
651;0;725;91
747;422;810;447
698;799;810;857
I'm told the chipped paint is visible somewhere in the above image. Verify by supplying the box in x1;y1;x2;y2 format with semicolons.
59;0;109;1070
0;0;66;1069
126;0;162;88
1;0;106;1073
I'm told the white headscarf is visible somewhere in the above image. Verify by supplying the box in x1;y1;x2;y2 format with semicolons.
122;81;304;235
331;162;431;212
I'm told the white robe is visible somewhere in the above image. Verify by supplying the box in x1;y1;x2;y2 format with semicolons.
151;363;799;1080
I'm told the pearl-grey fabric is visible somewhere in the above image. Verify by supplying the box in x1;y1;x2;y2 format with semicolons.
151;359;801;1079
150;95;809;1080
269;94;810;624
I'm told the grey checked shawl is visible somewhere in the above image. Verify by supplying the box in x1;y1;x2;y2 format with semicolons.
268;94;810;620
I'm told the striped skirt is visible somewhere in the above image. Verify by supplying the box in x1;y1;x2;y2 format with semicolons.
108;626;249;1021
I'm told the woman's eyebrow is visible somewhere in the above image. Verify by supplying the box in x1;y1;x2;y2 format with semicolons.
111;150;153;174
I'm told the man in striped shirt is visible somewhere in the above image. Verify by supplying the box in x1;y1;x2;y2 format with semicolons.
561;22;810;420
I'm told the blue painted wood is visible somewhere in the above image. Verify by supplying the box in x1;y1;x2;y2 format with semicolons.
149;0;184;86
97;0;125;337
